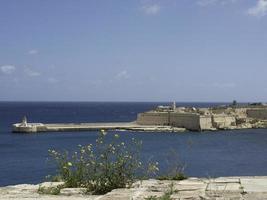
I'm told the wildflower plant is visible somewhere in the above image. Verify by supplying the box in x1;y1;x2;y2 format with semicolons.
48;130;159;194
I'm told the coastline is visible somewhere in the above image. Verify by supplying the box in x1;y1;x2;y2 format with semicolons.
11;120;267;133
12;103;267;133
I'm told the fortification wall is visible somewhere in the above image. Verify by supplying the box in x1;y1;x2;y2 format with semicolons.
170;113;200;131
199;116;213;130
247;109;267;120
212;115;236;129
136;112;169;125
137;112;201;131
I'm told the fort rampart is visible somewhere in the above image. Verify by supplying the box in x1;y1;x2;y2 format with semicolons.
136;112;213;131
247;108;267;120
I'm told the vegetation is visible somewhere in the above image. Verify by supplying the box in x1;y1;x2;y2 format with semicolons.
48;130;187;195
157;172;187;181
37;185;63;195
48;130;159;194
145;183;176;200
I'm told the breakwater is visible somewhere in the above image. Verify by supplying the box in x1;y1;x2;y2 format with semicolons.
12;121;186;133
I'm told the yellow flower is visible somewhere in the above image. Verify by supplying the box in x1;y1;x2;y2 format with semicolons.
114;134;119;138
67;162;72;167
100;129;107;135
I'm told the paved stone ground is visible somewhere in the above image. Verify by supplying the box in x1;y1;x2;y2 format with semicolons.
1;177;267;200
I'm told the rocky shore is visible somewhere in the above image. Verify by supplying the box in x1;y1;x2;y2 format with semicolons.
1;176;267;200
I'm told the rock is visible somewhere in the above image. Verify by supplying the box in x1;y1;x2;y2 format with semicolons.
98;188;136;200
1;177;267;199
209;177;240;183
0;184;39;195
243;192;267;200
39;181;64;188
240;177;267;193
237;123;252;129
206;182;242;192
212;115;236;129
171;190;206;200
60;188;87;196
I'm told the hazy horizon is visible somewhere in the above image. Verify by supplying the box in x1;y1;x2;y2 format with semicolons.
0;100;257;104
1;0;267;102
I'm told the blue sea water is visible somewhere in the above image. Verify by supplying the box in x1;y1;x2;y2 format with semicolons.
0;102;267;186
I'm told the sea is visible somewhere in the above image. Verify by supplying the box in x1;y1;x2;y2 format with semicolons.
0;102;267;186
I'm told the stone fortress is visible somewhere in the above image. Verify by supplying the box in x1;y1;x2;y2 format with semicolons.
136;102;267;131
12;102;267;133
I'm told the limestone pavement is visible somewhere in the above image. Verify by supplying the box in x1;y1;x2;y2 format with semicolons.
1;177;267;200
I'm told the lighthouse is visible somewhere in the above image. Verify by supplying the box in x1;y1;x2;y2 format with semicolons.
172;101;176;111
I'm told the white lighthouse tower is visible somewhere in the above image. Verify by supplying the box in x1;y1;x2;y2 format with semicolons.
172;101;176;111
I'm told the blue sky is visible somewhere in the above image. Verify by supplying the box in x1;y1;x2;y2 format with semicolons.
1;0;267;102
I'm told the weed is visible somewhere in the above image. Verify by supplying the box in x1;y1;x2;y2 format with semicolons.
145;183;176;200
48;131;159;194
37;185;64;195
158;172;187;181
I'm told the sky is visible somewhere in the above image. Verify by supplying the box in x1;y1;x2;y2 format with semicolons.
0;0;267;102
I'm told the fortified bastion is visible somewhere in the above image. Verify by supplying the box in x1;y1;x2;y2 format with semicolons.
12;102;267;133
136;102;267;131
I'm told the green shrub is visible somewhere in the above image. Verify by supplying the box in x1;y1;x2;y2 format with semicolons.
48;130;159;194
37;185;63;195
157;172;187;181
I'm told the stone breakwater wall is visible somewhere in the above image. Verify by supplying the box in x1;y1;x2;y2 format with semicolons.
12;122;186;133
1;176;267;200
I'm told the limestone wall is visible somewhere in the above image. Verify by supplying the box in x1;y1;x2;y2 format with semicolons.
247;109;267;120
137;112;201;131
137;111;240;131
136;112;170;125
170;113;200;131
199;116;213;130
212;115;236;129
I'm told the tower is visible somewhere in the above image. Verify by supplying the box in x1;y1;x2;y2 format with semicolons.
21;116;28;127
172;101;176;111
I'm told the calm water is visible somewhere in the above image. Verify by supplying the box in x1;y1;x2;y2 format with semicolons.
0;102;267;186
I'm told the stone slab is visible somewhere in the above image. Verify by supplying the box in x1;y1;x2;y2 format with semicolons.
39;182;65;188
171;190;206;199
206;182;242;191
241;178;267;192
243;192;267;200
98;188;135;200
173;183;207;191
60;188;87;196
211;177;240;183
